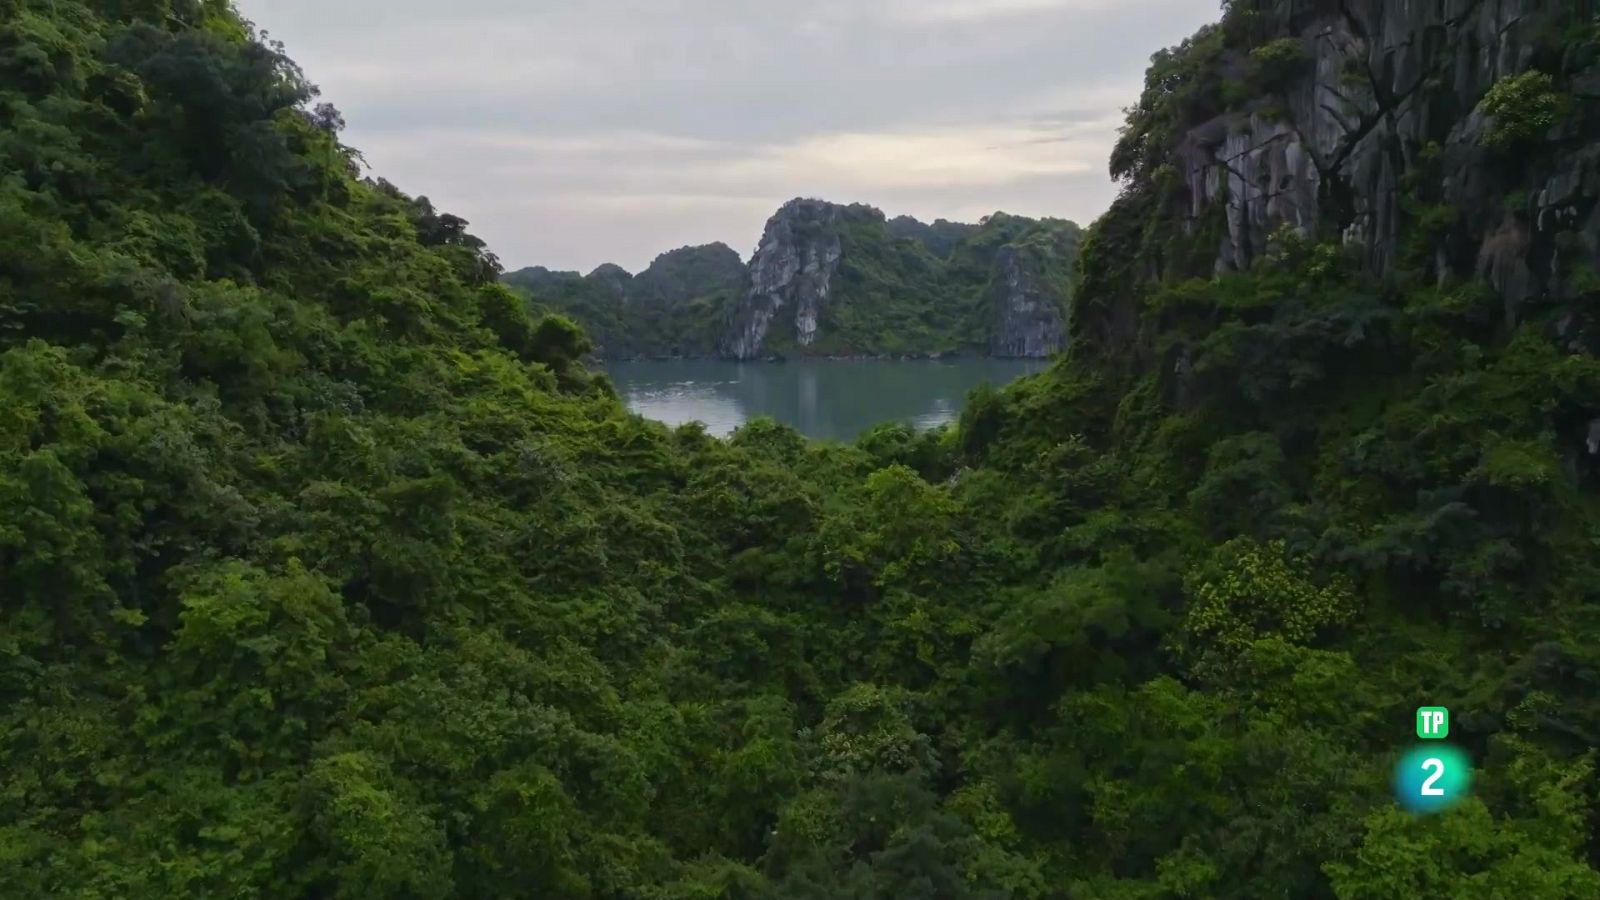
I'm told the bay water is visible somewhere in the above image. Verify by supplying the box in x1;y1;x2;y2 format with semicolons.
604;358;1048;441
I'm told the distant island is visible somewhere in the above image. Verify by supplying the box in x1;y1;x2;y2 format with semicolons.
502;199;1082;360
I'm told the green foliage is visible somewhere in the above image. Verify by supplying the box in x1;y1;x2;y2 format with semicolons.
502;243;746;359
527;313;594;383
886;214;978;259
1111;24;1228;183
1249;37;1311;86
1186;431;1291;537
1325;795;1600;899
1478;70;1566;149
1181;539;1357;663
5;1;1600;897
508;211;1081;360
304;752;454;898
778;209;1082;359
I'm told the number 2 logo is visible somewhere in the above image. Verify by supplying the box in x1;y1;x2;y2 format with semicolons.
1420;757;1445;796
1395;746;1467;812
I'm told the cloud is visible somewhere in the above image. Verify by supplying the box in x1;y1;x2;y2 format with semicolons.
239;0;1223;271
378;120;1108;197
538;192;779;215
469;132;728;157
723;124;1103;190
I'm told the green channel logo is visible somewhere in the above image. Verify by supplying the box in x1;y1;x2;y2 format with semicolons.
1415;706;1448;740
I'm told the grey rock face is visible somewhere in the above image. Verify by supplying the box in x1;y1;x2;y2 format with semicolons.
1179;0;1598;315
711;201;1080;358
989;245;1067;357
720;199;847;360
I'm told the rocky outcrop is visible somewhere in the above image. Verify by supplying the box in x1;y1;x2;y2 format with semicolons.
513;200;1082;360
1178;0;1599;319
989;244;1068;358
718;200;1081;359
720;199;852;360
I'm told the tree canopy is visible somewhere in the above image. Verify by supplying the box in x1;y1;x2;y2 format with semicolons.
4;1;1600;898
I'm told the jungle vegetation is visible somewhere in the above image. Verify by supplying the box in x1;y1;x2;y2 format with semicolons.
3;1;1600;897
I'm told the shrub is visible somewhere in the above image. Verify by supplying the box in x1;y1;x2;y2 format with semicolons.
1249;38;1311;87
1182;538;1357;656
1478;71;1565;148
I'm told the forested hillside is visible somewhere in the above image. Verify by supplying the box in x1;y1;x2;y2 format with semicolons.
506;202;1081;361
502;243;747;360
720;201;1082;361
5;0;1600;898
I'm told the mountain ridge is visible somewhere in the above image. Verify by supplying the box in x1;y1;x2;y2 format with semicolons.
504;199;1082;360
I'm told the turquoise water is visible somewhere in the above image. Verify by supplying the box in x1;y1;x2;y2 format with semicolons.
604;358;1048;441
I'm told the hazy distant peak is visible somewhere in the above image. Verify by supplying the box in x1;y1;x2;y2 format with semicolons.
586;262;634;281
773;197;888;223
634;242;749;306
646;242;744;267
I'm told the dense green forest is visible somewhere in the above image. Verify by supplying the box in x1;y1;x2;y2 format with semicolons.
4;0;1600;897
502;244;747;360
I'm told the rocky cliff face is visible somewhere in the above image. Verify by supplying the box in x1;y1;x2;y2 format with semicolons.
719;200;1080;359
1176;0;1598;320
720;199;849;360
989;244;1068;357
514;200;1082;360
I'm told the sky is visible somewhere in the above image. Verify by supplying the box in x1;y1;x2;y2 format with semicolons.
240;0;1221;273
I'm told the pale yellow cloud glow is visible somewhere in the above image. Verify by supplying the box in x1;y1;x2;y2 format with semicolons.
723;124;1105;190
387;119;1115;192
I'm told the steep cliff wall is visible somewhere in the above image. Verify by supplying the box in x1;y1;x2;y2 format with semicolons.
720;199;850;359
513;200;1081;360
1079;0;1600;360
720;200;1081;359
989;244;1069;358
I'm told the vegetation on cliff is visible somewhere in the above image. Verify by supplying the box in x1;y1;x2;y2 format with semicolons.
508;204;1081;360
5;1;1600;898
811;209;1081;359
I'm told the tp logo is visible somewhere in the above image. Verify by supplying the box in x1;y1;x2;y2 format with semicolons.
1397;706;1469;814
1416;706;1448;740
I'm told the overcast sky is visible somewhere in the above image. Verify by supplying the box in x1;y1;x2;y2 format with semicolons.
240;0;1220;273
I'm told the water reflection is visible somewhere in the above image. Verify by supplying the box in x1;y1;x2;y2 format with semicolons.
605;358;1048;441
